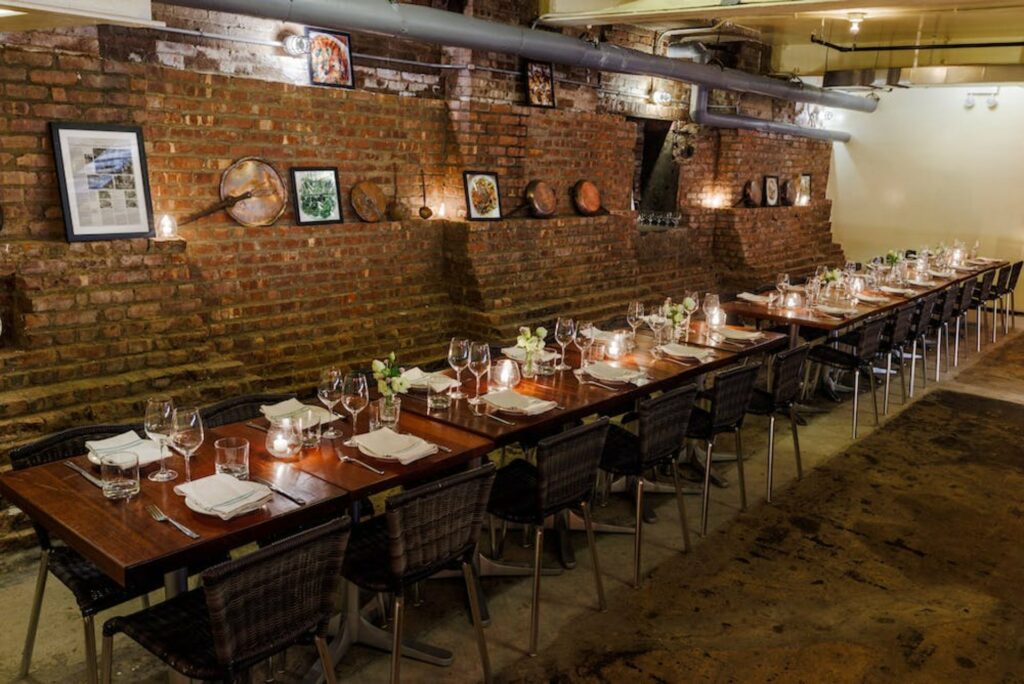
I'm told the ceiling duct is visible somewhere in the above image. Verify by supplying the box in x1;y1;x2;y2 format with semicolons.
823;68;902;90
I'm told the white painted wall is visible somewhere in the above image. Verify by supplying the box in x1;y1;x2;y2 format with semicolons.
827;86;1024;306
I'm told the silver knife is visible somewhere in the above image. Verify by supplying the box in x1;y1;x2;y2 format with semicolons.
484;413;515;426
64;461;104;488
252;477;307;506
245;422;269;432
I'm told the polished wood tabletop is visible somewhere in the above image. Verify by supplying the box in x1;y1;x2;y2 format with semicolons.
0;412;494;587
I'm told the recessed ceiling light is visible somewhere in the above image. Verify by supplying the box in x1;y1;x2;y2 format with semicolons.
847;12;866;35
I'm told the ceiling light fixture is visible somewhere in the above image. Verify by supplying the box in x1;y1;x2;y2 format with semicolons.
847;12;866;35
282;33;310;57
650;89;673;105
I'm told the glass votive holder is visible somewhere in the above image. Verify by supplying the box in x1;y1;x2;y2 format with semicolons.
606;333;626;360
266;418;301;459
378;396;401;430
215;436;250;479
294;407;321;449
368;401;382;432
491;359;521;392
100;452;140;500
538;349;556;376
582;343;605;370
427;379;452;412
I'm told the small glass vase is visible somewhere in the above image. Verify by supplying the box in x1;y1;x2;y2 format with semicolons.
521;350;537;379
379;394;401;430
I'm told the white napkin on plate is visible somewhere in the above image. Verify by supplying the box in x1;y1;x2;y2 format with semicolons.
737;292;770;304
584;328;617;342
353;428;437;465
659;343;713;360
261;398;337;423
86;431;163;467
501;346;560;363
856;293;888;303
483;389;558;415
585;361;645;383
718;327;763;341
927;269;954;278
908;279;936;287
174;474;272;520
880;286;914;296
401;367;461;391
816;304;858;315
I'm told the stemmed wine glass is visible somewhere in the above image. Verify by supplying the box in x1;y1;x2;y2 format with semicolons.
646;308;668;347
626;301;644;340
341;373;369;447
317;368;344;439
447;338;470;400
554;317;575;371
775;273;790;306
681;292;699;342
704;293;722;337
467;342;490;406
172;407;204;482
144;396;176;482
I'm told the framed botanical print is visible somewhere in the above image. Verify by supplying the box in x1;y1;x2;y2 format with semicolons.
306;27;354;89
525;61;556;108
49;122;154;242
290;167;343;225
463;171;502;221
763;175;780;207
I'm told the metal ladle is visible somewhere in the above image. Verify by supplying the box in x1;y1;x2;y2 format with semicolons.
418;168;433;219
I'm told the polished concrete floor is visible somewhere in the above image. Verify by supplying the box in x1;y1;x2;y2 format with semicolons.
1;317;1020;683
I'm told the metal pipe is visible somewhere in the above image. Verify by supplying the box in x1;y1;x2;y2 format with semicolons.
812;35;1024;53
161;0;877;113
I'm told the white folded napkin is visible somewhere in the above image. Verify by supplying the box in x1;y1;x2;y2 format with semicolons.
501;346;560;363
880;286;914;296
927;269;954;278
174;474;272;520
482;389;558;415
737;292;770;304
908;279;936;287
260;398;337;423
659;343;713;360
584;328;617;342
855;293;888;303
585;361;645;383
86;431;163;467
353;428;437;465
815;304;858;315
718;327;763;341
953;265;974;272
401;367;461;391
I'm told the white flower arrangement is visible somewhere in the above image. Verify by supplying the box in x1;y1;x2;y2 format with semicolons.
885;250;902;266
516;326;547;353
372;351;410;397
822;268;842;284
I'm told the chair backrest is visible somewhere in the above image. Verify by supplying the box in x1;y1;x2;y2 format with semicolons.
708;364;760;430
202;518;351;668
910;292;939;338
954;277;977;317
973;269;996;303
536;418;610;516
854;317;887;360
884;303;917;351
637;384;697;468
201;393;296;428
771;345;810;407
932;285;957;326
384;462;496;582
1007;261;1023;291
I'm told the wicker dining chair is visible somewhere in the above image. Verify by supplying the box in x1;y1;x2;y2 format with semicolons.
343;463;496;683
685;363;760;536
969;269;996;352
809;316;887;439
600;386;697;587
100;518;350;684
746;346;810;502
200;393;296;428
9;423;153;684
951;276;977;368
487;418;610;655
878;303;917;414
907;292;939;396
930;285;958;381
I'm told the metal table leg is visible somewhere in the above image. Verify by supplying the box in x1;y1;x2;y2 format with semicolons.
163;570;191;684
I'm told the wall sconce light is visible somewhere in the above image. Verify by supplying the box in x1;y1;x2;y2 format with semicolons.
438;201;446;218
703;191;727;209
282;33;311;57
650;89;673;106
156;214;179;240
847;12;866;35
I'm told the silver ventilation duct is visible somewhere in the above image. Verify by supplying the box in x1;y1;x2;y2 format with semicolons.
160;0;878;114
823;68;902;90
689;84;852;143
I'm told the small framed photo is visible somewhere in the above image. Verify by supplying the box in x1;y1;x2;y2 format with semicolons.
525;61;556;108
763;175;780;207
463;171;502;221
49;122;154;242
799;173;812;204
306;27;354;89
290;167;343;225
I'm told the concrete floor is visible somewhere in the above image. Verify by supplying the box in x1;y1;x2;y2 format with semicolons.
1;318;1019;683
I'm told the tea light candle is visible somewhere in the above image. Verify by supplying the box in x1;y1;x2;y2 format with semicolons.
784;292;802;309
156;214;178;240
493;359;521;391
708;310;725;329
606;332;625;360
266;418;298;459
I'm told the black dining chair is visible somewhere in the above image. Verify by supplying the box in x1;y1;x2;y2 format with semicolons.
1000;260;1023;332
9;423;155;684
951;276;977;368
985;266;1013;342
907;292;939;397
487;418;610;655
809;316;887;438
599;385;697;587
745;346;810;502
930;285;958;381
200;393;296;428
878;303;917;414
344;463;495;682
685;363;760;536
101;519;350;684
970;269;996;352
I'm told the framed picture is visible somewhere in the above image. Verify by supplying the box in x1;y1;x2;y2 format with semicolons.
763;175;780;207
799;173;812;205
525;61;556;108
463;171;502;221
306;27;354;89
290;167;343;225
49;122;154;242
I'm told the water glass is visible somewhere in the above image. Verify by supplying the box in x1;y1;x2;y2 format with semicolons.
294;407;321;448
214;437;249;480
378;397;401;430
538;348;556;376
427;378;452;412
101;452;140;501
368;401;382;432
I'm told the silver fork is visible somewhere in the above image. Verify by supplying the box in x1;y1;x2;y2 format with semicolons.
145;504;199;539
339;455;385;475
578;379;618;391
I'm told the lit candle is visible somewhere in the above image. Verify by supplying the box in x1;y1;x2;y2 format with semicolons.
438;202;446;218
493;359;520;391
709;310;725;328
157;214;178;240
785;292;802;309
606;333;624;359
273;435;288;453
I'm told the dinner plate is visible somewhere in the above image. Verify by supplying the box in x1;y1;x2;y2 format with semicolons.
717;326;763;341
585;362;641;383
184;496;267;518
815;305;858;315
880;286;914;296
660;343;712;360
907;279;936;287
262;403;336;424
856;293;888;303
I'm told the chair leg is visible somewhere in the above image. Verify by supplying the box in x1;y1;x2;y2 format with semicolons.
921;336;929;388
976;305;983;352
765;414;776;503
1003;295;1010;335
390;594;404;684
580;501;606;610
898;346;907;404
909;339;918;398
19;549;49;678
529;526;544;655
700;440;714;537
868;366;879;426
670;459;692;552
461;562;491;683
852;369;860;438
934;330;942;382
992;300;999;343
1012;291;1017;330
883;353;892;415
315;636;338;684
789;407;803;479
734;429;747;511
100;634;113;684
83;615;99;684
954;316;961;367
632;479;644;588
943;323;951;372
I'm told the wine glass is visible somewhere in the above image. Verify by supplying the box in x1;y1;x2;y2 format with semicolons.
172;407;204;482
554;317;575;371
341;373;369;447
626;301;644;339
704;293;721;336
646;308;668;347
681;291;699;342
144;396;177;482
447;338;470;400
467;342;490;406
317;368;344;439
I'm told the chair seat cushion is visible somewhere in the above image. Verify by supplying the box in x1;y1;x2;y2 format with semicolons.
598;423;643;476
808;345;861;370
49;546;158;618
745;388;776;416
487;459;542;525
